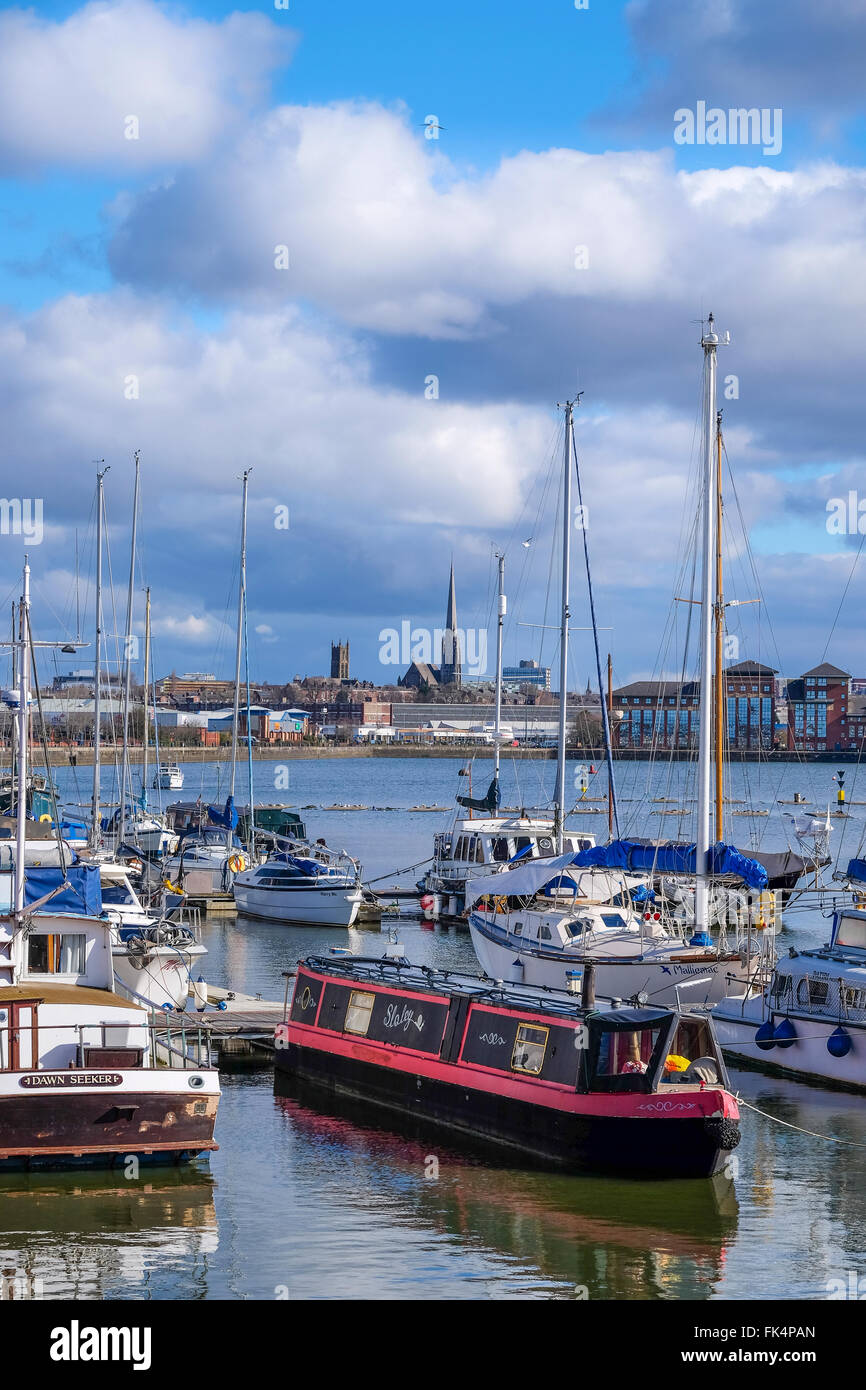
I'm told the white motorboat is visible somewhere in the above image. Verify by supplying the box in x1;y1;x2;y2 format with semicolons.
0;557;219;1168
233;848;362;927
153;763;184;790
98;861;207;1010
711;901;866;1090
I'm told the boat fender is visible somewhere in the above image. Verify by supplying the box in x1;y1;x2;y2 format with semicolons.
704;1116;741;1152
773;1018;797;1049
754;1019;776;1051
827;1026;852;1059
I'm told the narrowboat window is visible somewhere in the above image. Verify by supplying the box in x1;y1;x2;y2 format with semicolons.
344;990;376;1036
28;933;86;975
664;1017;720;1082
511;1023;549;1075
596;1027;662;1078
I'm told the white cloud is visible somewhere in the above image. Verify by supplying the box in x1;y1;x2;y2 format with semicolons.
0;0;293;173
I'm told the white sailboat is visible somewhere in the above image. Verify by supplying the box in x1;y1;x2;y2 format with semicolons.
468;345;770;1008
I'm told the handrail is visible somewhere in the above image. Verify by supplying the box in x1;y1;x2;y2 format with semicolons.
0;1018;214;1070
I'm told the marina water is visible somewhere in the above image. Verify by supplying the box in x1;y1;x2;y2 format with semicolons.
3;755;865;1300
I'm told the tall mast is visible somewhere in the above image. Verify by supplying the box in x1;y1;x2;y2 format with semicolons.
607;652;614;838
554;401;574;853
142;586;151;807
117;451;140;841
13;559;30;918
90;465;108;848
714;411;725;843
228;469;251;854
493;553;505;787
696;315;727;930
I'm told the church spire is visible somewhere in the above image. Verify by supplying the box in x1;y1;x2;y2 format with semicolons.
441;562;462;686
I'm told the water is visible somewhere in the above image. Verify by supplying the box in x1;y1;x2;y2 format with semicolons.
4;755;866;1301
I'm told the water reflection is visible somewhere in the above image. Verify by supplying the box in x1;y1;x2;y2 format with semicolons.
0;1166;216;1300
273;1075;738;1299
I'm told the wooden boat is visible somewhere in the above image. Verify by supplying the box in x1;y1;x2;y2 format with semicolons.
274;954;741;1179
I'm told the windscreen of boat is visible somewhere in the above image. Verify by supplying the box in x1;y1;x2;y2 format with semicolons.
834;913;866;951
585;1008;672;1093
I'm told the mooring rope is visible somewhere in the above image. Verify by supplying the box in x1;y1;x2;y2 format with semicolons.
736;1094;866;1147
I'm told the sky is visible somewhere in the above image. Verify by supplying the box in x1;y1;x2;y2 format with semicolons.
1;0;865;692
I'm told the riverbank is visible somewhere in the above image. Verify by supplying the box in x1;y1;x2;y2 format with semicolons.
21;744;865;766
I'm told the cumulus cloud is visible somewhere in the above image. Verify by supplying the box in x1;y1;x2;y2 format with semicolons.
0;0;293;173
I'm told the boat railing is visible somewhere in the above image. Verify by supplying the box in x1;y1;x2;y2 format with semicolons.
770;969;866;1024
0;1019;214;1071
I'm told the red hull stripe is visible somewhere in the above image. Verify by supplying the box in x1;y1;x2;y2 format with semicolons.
284;1020;738;1120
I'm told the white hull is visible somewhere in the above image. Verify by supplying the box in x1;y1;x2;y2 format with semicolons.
469;914;759;1008
113;942;207;1010
712;998;866;1091
233;882;362;927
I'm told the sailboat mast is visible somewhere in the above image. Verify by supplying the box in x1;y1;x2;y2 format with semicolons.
142;586;151;804
90;465;108;849
493;553;505;786
696;316;724;929
14;559;30;918
554;401;573;854
607;652;614;837
714;411;725;842
228;469;251;853
118;452;140;840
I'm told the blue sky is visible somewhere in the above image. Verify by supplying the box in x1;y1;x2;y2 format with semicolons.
0;0;865;688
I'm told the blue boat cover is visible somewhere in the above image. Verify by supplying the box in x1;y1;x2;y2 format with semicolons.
24;865;103;916
208;796;238;830
272;854;319;875
573;839;769;890
846;858;866;884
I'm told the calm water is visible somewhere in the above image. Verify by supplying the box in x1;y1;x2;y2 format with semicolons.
4;755;866;1301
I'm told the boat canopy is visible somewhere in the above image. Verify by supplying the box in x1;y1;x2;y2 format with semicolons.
465;851;579;909
846;858;866;884
207;796;238;830
23;864;103;916
271;853;321;875
573;839;769;890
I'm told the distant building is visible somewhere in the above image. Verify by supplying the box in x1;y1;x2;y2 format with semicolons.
722;661;777;750
440;563;462;687
330;641;350;681
787;662;851;751
612;680;700;748
503;659;551;691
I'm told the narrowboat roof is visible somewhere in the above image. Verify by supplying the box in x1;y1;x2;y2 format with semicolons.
297;954;680;1025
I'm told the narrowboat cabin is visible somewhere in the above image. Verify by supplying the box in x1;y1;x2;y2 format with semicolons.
275;955;741;1179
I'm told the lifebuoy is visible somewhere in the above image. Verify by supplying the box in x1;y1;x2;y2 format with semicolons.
228;853;245;874
38;814;52;823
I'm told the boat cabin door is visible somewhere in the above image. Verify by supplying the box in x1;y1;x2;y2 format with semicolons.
0;1000;38;1070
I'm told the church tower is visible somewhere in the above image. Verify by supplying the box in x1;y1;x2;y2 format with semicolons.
440;563;462;686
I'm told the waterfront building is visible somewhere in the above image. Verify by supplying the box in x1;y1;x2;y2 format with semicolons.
503;659;551;691
786;663;852;751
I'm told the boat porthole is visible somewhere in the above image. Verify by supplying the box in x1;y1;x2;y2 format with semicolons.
188;1075;205;1088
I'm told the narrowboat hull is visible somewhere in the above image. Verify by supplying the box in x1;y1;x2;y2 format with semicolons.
276;1038;734;1178
0;1071;219;1170
276;959;741;1180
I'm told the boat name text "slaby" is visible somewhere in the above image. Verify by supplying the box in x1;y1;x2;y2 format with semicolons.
383;1003;425;1032
19;1072;123;1089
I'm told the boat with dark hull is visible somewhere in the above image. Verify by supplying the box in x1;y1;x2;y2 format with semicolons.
275;955;741;1179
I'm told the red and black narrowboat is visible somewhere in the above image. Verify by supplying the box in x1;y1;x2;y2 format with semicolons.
274;955;741;1179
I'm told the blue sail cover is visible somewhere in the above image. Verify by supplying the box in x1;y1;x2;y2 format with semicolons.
208;796;238;831
846;858;866;884
573;839;769;890
272;854;319;875
23;865;103;916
